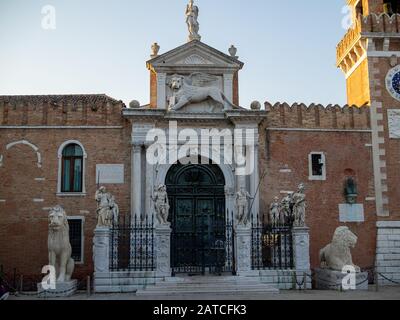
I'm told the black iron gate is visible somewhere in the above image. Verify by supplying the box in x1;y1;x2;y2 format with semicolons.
166;162;235;275
171;211;235;276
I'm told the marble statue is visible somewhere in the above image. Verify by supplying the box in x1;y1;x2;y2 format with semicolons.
152;184;170;225
269;196;281;225
319;226;361;272
186;0;201;41
236;188;253;226
167;73;234;111
109;195;119;225
48;206;75;282
95;186;117;227
280;194;292;224
292;183;306;227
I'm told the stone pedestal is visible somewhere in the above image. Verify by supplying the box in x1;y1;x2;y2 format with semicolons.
93;227;111;273
292;227;311;271
155;225;172;278
37;280;77;298
235;226;255;276
314;268;369;291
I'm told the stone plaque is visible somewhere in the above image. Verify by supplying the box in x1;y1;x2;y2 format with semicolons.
388;109;400;139
96;164;124;184
339;204;364;223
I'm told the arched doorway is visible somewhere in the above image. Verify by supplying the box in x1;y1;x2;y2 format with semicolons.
166;160;228;275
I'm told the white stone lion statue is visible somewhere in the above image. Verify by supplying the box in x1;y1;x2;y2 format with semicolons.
319;226;360;272
167;73;235;111
48;206;75;282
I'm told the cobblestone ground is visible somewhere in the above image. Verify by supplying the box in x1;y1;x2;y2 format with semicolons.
7;286;400;300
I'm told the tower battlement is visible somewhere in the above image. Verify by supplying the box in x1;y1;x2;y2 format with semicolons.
337;13;400;66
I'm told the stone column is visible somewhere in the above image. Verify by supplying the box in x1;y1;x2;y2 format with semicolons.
144;144;154;218
235;225;254;276
93;227;111;273
234;144;246;192
131;144;142;217
249;144;259;223
223;73;234;103
157;73;167;109
155;225;172;278
292;227;311;271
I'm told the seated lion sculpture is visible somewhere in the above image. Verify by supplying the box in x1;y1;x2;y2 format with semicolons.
319;226;360;272
48;206;75;282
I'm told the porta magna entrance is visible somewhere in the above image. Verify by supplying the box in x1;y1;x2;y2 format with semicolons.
166;160;235;276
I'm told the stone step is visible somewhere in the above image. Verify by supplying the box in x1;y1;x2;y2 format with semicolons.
136;276;279;296
137;285;279;296
137;285;277;292
95;276;285;287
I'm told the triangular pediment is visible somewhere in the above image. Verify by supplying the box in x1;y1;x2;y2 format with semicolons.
147;40;244;71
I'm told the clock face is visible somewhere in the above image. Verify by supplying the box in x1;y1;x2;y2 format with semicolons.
386;65;400;101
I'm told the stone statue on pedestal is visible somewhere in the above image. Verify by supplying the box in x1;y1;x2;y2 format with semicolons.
319;226;361;272
269;196;281;225
48;206;75;282
280;194;292;225
236;188;253;226
152;184;170;226
292;183;306;227
95;186;118;227
186;0;201;42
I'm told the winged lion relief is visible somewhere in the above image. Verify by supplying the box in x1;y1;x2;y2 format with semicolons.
166;72;236;112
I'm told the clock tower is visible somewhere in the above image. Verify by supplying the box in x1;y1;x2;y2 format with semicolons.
337;0;400;219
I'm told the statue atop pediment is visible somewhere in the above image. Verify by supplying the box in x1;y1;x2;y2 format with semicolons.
186;0;201;42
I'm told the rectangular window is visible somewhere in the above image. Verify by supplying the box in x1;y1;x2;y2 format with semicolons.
68;218;84;263
62;157;83;192
309;152;326;181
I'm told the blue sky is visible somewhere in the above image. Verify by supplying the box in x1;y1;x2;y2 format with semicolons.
0;0;348;107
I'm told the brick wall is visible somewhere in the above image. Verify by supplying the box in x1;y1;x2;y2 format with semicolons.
260;105;376;268
0;96;131;280
0;97;379;277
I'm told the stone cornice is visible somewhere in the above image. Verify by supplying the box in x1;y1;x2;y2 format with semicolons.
122;108;267;125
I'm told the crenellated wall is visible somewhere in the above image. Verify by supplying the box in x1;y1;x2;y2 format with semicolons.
264;102;371;130
0;95;126;127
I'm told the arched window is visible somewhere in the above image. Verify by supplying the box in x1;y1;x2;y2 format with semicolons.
61;144;84;193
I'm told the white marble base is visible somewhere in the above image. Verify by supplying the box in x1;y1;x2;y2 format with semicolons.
155;226;172;278
292;227;311;271
37;280;77;298
314;268;369;291
93;227;111;273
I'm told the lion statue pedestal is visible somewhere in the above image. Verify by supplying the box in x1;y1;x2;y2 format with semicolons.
37;206;77;297
315;226;368;291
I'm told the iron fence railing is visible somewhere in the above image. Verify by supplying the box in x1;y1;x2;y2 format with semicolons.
110;214;155;272
252;215;294;270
